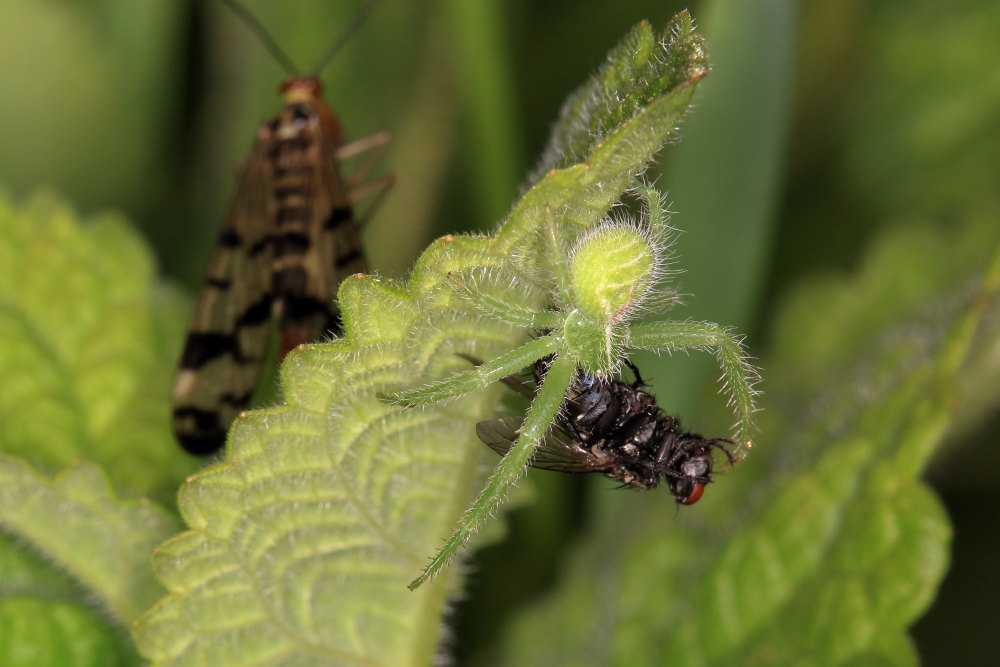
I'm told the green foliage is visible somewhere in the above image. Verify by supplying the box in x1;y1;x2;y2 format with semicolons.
0;459;181;666
0;456;180;623
0;190;191;665
0;191;195;501
534;12;708;175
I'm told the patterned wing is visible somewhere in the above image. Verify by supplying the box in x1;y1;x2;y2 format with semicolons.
271;96;366;357
173;124;277;455
476;416;609;473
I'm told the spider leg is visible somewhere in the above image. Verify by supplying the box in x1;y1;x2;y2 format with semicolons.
408;354;577;589
388;335;559;406
456;352;536;399
628;320;758;444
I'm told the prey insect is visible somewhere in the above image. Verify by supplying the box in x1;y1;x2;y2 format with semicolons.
173;0;391;455
472;356;736;505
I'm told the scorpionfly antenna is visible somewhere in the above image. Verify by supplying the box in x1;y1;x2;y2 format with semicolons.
220;0;385;76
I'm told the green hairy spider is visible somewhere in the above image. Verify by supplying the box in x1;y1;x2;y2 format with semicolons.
389;185;758;589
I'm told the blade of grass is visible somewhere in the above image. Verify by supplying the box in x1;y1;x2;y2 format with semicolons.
443;0;525;224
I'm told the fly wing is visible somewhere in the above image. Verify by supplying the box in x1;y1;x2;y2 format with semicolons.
476;416;608;473
273;97;366;357
173;124;277;455
476;416;524;458
312;101;368;291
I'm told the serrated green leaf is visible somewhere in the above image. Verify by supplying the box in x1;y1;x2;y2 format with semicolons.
534;14;708;176
0;456;182;665
494;216;1000;665
0;189;190;662
0;189;196;501
135;14;712;664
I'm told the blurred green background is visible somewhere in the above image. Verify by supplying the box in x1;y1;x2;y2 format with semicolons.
1;0;996;663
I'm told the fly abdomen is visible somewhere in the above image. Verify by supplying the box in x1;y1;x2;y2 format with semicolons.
480;356;735;504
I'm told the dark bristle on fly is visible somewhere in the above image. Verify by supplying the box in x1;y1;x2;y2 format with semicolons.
476;356;737;505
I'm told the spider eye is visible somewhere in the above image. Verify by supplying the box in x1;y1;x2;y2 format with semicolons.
679;482;705;505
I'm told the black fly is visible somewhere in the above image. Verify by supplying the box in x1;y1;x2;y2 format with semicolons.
471;355;736;505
